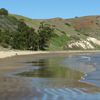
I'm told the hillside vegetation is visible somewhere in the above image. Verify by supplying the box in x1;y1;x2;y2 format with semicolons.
0;8;55;50
1;8;100;50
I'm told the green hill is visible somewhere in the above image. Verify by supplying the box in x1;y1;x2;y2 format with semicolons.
1;8;100;50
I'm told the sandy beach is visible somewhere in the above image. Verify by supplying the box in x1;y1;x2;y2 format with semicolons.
0;50;100;100
0;50;50;59
0;50;100;59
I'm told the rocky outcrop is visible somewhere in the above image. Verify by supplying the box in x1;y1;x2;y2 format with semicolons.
67;37;100;49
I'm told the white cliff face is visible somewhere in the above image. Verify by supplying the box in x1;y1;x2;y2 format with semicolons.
87;37;100;45
68;37;100;49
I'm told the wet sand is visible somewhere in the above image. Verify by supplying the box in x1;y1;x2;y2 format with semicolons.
0;51;99;75
80;54;100;87
0;76;100;100
0;51;100;100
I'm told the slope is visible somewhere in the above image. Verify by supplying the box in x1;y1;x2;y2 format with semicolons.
1;11;100;50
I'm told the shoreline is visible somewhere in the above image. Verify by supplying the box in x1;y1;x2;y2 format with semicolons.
0;50;100;89
0;50;100;59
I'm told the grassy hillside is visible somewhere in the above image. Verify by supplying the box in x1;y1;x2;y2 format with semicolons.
11;15;80;50
1;9;100;50
0;15;19;32
10;14;42;30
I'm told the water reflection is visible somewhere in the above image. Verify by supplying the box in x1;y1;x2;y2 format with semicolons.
17;57;94;89
18;58;83;79
1;54;100;100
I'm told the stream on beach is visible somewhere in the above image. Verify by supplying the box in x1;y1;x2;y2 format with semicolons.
0;53;100;100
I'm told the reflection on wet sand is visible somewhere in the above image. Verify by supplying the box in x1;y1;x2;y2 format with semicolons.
0;76;100;100
0;54;100;100
0;76;41;100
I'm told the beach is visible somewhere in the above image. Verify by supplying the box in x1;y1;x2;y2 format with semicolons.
0;50;100;100
0;50;100;59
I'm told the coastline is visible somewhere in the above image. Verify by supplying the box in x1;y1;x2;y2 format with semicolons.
0;50;100;92
0;50;100;59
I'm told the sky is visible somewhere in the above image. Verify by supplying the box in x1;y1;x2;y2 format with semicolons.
0;0;100;19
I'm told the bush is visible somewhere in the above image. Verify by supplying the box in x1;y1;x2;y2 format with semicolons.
38;22;54;50
0;8;8;15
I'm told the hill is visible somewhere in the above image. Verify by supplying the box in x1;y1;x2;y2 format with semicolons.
0;8;100;50
13;15;100;50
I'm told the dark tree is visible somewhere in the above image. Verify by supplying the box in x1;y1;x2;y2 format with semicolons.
38;22;54;50
11;20;39;50
25;28;39;50
0;8;8;15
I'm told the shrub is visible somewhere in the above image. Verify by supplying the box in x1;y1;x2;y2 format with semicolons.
0;8;8;15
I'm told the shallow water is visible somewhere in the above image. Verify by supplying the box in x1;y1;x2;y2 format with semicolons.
0;54;100;100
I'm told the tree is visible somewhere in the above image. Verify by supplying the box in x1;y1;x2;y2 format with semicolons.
0;8;8;15
25;28;39;50
12;20;39;50
0;13;55;51
38;22;54;50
